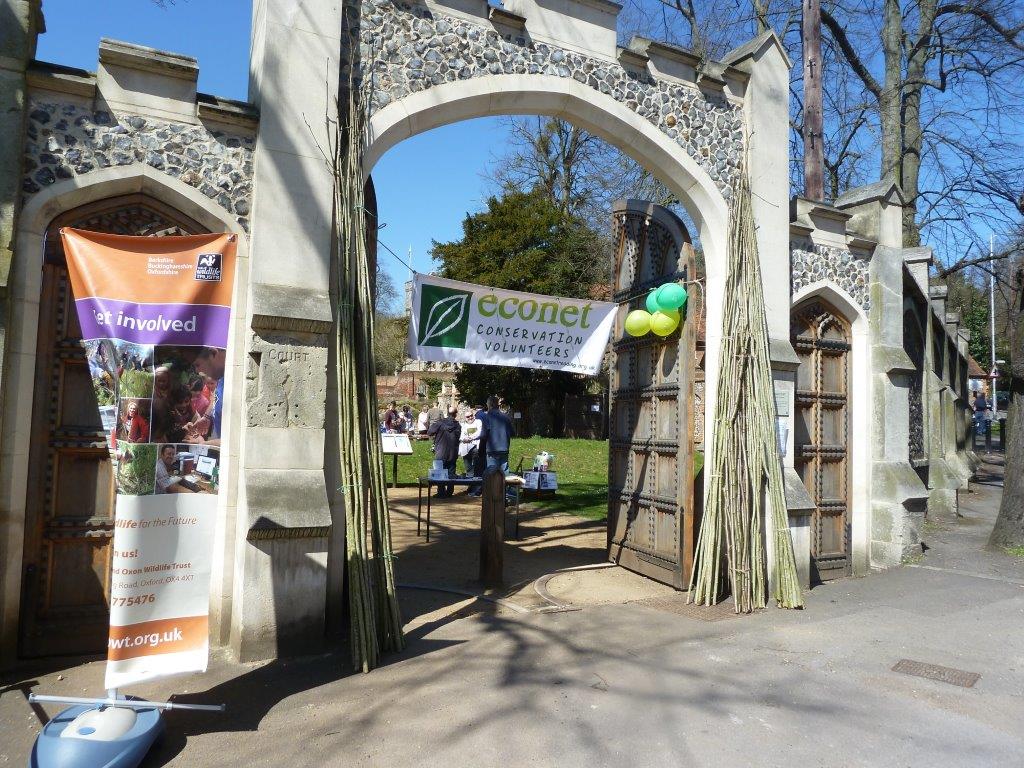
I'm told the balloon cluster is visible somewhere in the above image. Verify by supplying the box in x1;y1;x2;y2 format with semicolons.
624;282;688;338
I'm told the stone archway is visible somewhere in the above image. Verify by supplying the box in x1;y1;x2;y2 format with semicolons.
19;195;209;657
0;165;249;662
355;1;794;503
362;74;734;445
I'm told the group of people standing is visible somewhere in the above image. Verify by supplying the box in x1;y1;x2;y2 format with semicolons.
382;402;417;433
379;396;515;498
426;396;515;498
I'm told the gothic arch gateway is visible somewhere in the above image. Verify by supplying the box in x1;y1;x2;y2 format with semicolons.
357;0;796;515
355;0;795;588
1;0;795;664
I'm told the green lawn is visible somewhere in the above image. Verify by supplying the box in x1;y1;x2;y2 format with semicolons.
390;437;704;521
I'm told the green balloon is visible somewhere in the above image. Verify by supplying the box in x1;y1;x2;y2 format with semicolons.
655;282;688;311
645;289;660;314
624;309;652;337
650;310;680;337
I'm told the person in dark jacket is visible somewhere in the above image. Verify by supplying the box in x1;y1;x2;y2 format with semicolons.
383;401;400;432
484;395;514;473
428;405;461;497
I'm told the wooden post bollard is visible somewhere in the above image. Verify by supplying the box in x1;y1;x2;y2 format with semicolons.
479;467;505;586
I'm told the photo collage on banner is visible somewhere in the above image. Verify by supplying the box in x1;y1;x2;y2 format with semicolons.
63;229;236;689
85;339;225;498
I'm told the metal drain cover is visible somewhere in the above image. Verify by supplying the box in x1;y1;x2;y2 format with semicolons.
892;659;980;688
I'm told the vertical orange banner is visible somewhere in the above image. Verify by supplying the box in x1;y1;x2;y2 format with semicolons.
61;228;237;689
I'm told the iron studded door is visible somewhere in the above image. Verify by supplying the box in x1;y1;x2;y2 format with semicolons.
607;201;697;589
791;300;851;581
19;196;205;657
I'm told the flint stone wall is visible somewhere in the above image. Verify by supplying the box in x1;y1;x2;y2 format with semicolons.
359;0;745;196
22;99;254;232
791;240;871;313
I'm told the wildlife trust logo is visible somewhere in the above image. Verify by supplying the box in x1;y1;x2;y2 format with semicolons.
417;283;472;348
194;252;222;282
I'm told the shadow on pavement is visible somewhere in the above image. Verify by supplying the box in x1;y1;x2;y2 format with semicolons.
143;628;466;766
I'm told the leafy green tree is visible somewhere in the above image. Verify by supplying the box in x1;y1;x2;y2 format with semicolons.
431;188;605;435
945;271;991;366
433;187;605;296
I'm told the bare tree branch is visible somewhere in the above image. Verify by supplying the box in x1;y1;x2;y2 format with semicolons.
821;8;883;98
936;3;1024;51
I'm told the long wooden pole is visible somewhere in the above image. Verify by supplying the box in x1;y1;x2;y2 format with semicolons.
803;0;824;201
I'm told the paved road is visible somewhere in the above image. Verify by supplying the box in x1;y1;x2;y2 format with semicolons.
2;461;1021;767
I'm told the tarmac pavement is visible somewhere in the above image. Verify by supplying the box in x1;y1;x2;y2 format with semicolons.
2;460;1021;767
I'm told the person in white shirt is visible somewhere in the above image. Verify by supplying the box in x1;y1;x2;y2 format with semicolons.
416;408;428;436
459;409;483;479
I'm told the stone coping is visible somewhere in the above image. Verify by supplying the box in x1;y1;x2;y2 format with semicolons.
99;37;198;80
26;60;259;129
834;179;906;209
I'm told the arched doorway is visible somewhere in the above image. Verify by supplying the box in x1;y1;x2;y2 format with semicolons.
365;75;736;481
19;195;207;657
791;299;852;582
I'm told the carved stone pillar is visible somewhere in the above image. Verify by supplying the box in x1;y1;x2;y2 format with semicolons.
232;0;343;661
231;324;332;661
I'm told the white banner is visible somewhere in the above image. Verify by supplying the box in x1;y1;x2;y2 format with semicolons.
104;493;217;688
408;274;616;374
62;228;236;690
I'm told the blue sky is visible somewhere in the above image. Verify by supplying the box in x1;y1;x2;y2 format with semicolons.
36;0;1018;299
35;0;507;310
369;118;508;289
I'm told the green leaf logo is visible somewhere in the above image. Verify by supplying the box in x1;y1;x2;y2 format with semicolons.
417;284;472;348
423;294;468;344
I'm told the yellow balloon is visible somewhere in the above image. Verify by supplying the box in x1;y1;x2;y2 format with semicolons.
624;310;652;337
650;310;680;337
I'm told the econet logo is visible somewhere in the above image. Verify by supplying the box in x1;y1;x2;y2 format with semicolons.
477;294;594;328
417;284;472;348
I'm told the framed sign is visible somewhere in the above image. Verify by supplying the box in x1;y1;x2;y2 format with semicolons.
381;433;413;455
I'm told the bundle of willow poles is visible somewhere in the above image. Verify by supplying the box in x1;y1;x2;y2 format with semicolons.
331;73;405;670
688;169;804;612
